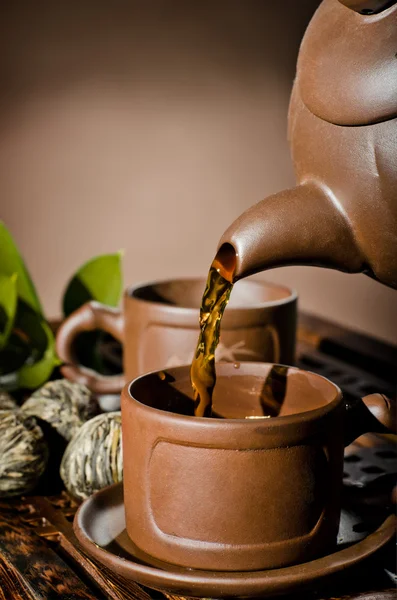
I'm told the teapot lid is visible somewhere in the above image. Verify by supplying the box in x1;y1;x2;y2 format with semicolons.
297;0;397;126
338;0;395;11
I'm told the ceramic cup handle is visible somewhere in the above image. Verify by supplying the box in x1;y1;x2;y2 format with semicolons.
344;393;396;446
56;301;125;395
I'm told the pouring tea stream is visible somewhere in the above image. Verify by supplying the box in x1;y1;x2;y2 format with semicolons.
57;0;396;405
191;0;397;414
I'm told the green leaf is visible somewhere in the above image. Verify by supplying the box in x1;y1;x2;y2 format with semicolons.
0;300;59;390
63;252;123;317
0;331;31;377
0;221;43;314
16;310;60;389
0;273;18;348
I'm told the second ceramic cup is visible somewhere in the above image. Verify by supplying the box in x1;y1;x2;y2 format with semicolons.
56;278;297;394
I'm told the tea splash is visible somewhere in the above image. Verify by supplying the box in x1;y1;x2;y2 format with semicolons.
190;244;288;418
190;245;235;417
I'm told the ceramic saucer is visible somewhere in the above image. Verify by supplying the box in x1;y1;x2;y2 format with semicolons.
74;483;396;599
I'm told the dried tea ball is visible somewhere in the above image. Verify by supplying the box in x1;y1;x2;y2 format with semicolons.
21;379;98;442
0;391;18;411
0;411;48;497
60;412;122;501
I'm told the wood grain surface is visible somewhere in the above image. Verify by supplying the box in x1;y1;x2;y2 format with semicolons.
0;510;96;600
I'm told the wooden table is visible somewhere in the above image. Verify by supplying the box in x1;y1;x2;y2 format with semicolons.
0;313;395;600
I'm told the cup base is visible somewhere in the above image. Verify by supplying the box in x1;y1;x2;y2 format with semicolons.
74;482;396;599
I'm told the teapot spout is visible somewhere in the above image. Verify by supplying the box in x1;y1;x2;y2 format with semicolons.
217;183;365;281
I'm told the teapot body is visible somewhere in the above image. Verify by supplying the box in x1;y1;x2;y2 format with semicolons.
289;88;397;288
288;0;397;288
218;0;397;288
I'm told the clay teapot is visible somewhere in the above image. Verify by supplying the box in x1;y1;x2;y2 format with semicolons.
218;0;397;288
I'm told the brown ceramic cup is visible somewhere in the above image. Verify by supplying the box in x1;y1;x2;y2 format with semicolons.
56;278;297;394
121;362;395;572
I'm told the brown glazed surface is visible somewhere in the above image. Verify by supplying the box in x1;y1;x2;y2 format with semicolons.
219;0;397;289
121;363;344;572
56;279;297;394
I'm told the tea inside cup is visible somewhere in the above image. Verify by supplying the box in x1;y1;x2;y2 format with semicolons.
129;362;338;420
